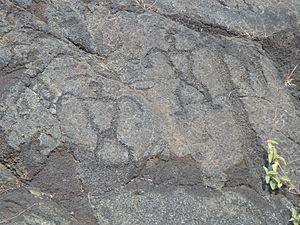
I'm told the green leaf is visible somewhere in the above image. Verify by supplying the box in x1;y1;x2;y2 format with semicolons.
276;156;286;165
268;143;273;151
273;147;277;158
268;151;274;163
291;208;298;217
277;181;283;188
272;175;281;184
280;175;291;182
265;175;270;184
263;166;269;174
267;140;278;145
295;222;299;225
290;218;295;221
272;163;278;172
270;180;277;190
268;171;278;175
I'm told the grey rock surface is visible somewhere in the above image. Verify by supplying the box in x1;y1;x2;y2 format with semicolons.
0;0;300;224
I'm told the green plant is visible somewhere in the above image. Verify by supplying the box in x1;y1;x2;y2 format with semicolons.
290;208;300;225
263;140;300;225
263;140;289;190
263;140;300;194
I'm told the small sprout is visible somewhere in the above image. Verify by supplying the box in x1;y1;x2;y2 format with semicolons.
263;140;293;191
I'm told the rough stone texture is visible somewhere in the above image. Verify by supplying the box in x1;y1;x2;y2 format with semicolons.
0;0;300;224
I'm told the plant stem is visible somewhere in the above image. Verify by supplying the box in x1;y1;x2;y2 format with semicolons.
276;159;300;196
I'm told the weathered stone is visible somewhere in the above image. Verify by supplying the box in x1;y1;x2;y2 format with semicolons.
0;0;300;224
92;188;289;225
